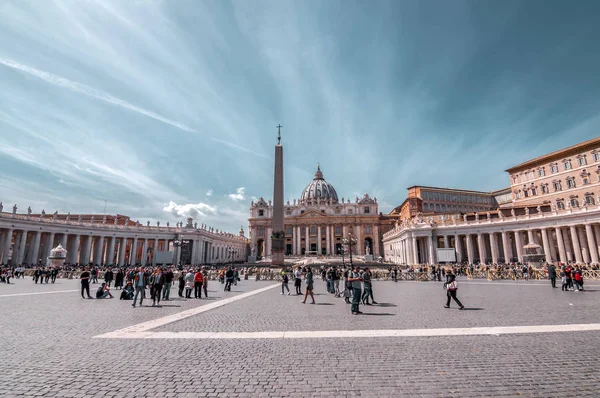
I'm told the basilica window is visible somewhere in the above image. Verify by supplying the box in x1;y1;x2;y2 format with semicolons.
364;207;370;214
583;175;590;185
585;195;595;205
348;209;353;214
564;160;572;170
566;177;576;189
570;198;579;207
541;184;549;194
531;187;537;196
310;226;317;236
553;181;562;191
286;226;293;236
258;227;265;237
258;210;264;216
365;225;372;234
528;171;534;180
335;226;342;236
514;191;521;199
321;227;326;236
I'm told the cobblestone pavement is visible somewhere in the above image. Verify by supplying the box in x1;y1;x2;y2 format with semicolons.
2;277;600;397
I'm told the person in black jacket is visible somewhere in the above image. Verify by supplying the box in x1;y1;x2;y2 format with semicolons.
178;272;185;297
104;269;114;288
114;269;124;290
547;263;557;288
162;268;174;300
151;268;164;306
444;272;464;309
50;268;58;283
80;267;93;299
224;267;234;291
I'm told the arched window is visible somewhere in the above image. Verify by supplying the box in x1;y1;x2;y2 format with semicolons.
585;195;595;205
570;198;579;207
557;201;565;210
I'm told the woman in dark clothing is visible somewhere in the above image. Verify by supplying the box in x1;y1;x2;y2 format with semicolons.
443;272;464;309
114;269;124;290
178;272;185;297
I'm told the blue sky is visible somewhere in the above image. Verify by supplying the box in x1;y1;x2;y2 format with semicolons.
1;0;599;233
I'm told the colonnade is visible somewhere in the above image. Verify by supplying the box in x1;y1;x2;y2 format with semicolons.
0;223;248;266
386;223;600;265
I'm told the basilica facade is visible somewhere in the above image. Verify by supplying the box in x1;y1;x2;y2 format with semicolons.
248;166;381;258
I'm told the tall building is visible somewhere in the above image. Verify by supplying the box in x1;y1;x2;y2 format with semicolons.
248;165;381;258
383;137;600;266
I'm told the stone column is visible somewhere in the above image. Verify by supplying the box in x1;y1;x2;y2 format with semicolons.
569;225;583;263
454;234;463;263
427;235;435;265
490;233;499;264
130;238;138;265
16;230;28;265
411;236;418;264
443;235;449;249
46;232;56;263
97;236;106;265
374;224;380;256
296;226;301;255
594;225;600;263
587;225;600;264
153;238;159;265
0;229;13;264
30;231;42;265
541;229;551;263
82;235;93;265
118;237;126;266
501;231;512;263
548;230;558;262
514;231;524;263
60;233;68;248
355;225;361;255
579;227;591;264
305;226;309;253
555;227;567;264
292;226;296;255
325;225;330;255
527;230;534;245
466;234;474;264
563;227;573;262
175;239;182;264
477;233;487;264
69;234;80;265
106;236;116;265
317;225;322;255
141;238;148;265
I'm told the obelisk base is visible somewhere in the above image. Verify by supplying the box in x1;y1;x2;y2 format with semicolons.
271;251;284;266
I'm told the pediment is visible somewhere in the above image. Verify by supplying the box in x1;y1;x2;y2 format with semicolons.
298;210;329;218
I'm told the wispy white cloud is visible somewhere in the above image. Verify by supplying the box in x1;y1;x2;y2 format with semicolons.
206;189;213;197
228;187;246;201
162;201;217;219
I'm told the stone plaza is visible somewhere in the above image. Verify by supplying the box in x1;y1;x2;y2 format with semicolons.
2;275;600;397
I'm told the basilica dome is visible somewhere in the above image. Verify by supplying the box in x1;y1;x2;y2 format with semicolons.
300;165;339;204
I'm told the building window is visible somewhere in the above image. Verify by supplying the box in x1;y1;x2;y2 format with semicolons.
364;207;370;214
523;189;529;197
578;156;587;166
531;187;537;196
557;200;565;210
258;210;264;216
586;195;595;205
564;160;572;170
570;198;579;207
310;226;317;236
286;226;293;236
566;178;576;189
300;210;305;214
528;171;534;180
515;191;521;199
365;225;372;234
321;227;326;235
537;168;545;177
583;175;590;185
335;226;342;236
348;209;353;214
553;181;562;191
541;184;549;194
594;152;600;162
551;164;559;173
258;227;264;237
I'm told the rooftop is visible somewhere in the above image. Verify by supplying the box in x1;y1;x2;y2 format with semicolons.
505;136;600;173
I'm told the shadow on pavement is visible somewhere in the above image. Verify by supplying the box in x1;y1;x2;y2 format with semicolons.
374;303;397;307
459;308;484;311
362;313;395;316
315;303;335;306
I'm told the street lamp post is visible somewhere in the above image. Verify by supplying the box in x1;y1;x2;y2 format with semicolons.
228;247;236;267
342;233;358;268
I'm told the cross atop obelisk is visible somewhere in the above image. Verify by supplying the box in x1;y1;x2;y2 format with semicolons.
276;124;282;145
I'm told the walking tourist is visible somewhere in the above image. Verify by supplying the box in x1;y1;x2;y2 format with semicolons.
443;272;464;309
178;271;185;297
114;269;124;290
185;269;194;298
348;266;363;314
104;268;114;287
361;268;378;305
151;268;164;306
80;267;93;299
194;269;204;298
301;267;315;304
224;267;234;291
281;270;290;295
294;266;302;295
202;266;209;298
547;263;557;288
132;267;147;308
50;268;58;283
573;267;584;291
162;267;174;300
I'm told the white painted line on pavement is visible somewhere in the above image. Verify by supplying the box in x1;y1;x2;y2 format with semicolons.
94;283;280;339
96;323;600;340
457;281;600;287
0;289;78;298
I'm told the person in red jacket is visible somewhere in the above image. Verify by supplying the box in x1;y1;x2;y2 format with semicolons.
194;269;204;299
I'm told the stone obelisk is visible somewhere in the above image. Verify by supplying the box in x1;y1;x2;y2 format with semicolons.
271;124;285;266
